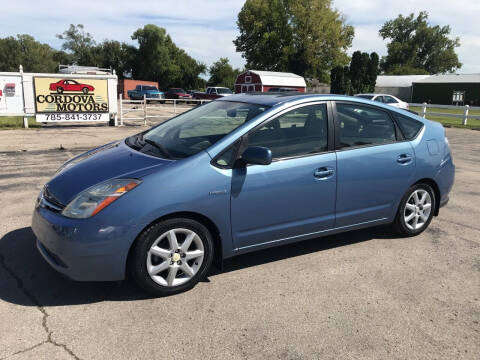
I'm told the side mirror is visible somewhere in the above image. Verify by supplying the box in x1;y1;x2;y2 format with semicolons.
227;109;237;118
241;146;272;165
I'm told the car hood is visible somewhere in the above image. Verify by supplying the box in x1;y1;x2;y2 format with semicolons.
145;90;163;94
46;141;172;205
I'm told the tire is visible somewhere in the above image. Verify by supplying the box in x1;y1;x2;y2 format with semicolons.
82;87;89;94
130;218;214;296
393;183;436;236
57;87;64;94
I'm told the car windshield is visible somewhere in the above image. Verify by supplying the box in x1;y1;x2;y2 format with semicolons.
356;95;374;100
171;88;185;93
143;86;158;91
217;88;233;94
135;101;269;159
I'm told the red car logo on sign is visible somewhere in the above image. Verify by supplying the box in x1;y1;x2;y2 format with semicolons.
49;80;95;94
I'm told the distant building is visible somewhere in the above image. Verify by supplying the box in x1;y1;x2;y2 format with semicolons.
412;74;480;106
374;75;430;102
118;79;159;99
235;70;306;93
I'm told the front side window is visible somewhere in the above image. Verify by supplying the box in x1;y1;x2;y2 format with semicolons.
141;101;268;159
248;104;328;160
336;103;397;149
374;96;384;103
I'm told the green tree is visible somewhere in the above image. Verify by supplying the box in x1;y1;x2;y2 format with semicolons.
349;51;370;94
330;51;379;95
207;58;241;89
379;11;461;74
0;35;66;72
330;66;350;94
234;0;354;82
367;52;379;92
57;24;98;65
96;40;136;78
131;24;206;90
349;51;379;94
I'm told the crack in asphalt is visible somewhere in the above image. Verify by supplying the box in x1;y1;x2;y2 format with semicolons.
4;341;46;358
0;253;82;360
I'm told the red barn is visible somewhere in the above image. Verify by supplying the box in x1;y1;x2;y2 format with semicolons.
235;70;306;93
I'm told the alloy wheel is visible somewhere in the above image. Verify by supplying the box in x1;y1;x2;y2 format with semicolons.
404;189;432;230
146;228;204;287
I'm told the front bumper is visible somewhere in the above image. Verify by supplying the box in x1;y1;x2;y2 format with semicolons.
32;205;142;281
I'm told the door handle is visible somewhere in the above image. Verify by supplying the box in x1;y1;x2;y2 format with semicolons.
397;154;413;164
314;167;334;179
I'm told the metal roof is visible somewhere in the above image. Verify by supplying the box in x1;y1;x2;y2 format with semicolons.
244;70;307;87
376;75;430;87
413;74;480;84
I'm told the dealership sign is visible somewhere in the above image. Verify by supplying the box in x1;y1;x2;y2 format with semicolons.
34;77;109;122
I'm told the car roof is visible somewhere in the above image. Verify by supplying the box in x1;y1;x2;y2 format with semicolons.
217;93;417;118
216;93;371;107
356;93;399;97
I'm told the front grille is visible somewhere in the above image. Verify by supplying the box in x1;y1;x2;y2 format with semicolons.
41;187;65;212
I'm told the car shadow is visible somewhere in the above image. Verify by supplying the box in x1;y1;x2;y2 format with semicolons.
0;226;396;306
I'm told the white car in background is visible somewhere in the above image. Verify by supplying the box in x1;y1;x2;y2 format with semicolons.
355;93;409;110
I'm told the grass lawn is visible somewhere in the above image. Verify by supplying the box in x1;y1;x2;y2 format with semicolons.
410;106;480;129
0;116;41;129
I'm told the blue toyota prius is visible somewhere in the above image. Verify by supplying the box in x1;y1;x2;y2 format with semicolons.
32;93;455;296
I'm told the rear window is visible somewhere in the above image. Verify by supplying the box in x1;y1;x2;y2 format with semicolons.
394;113;424;140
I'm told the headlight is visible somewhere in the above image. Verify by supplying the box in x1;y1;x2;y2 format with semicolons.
62;179;141;219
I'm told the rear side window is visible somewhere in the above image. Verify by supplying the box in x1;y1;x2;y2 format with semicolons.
336;103;397;149
384;96;398;104
394;113;424;140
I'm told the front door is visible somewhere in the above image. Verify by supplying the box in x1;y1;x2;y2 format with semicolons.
334;102;416;227
231;103;336;249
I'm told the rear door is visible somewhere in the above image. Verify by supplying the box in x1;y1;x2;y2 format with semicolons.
333;101;416;227
230;102;337;249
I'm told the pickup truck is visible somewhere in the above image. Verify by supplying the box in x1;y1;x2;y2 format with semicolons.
127;85;165;101
193;87;233;100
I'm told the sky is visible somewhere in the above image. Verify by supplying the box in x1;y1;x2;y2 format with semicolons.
1;0;479;74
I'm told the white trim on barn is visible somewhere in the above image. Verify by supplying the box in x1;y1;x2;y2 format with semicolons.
248;70;306;87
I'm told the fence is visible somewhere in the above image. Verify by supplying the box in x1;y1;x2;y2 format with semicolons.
409;103;480;126
118;94;211;126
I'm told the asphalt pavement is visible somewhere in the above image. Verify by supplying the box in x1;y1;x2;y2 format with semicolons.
0;125;478;359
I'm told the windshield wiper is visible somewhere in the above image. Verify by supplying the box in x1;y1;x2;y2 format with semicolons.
142;136;172;159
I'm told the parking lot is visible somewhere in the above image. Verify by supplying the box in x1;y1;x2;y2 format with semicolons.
0;124;479;359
